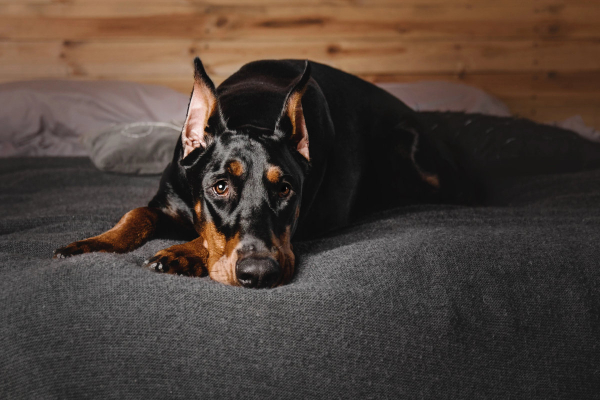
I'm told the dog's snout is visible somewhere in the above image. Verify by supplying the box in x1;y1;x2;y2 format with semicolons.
236;257;280;289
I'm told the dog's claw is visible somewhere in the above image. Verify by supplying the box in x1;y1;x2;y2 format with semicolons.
53;250;66;259
146;261;166;273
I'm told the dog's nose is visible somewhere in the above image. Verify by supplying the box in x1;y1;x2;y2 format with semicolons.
236;257;280;289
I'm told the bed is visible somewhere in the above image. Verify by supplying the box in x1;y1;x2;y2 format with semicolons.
1;80;599;399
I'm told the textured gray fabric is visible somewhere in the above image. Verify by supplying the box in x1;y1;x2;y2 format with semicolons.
83;122;181;174
1;157;599;399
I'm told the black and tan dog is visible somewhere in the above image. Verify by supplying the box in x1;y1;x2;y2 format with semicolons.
54;58;600;288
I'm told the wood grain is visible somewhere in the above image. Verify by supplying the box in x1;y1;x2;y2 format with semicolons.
0;0;596;7
0;0;599;129
0;2;599;41
2;39;600;79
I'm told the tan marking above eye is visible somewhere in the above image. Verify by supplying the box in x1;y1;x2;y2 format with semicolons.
227;160;244;177
266;165;283;183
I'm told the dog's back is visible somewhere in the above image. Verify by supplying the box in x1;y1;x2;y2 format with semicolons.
416;111;600;203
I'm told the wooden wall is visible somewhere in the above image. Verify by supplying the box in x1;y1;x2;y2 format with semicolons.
1;0;599;128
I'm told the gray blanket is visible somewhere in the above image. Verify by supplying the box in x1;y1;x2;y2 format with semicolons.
1;157;599;399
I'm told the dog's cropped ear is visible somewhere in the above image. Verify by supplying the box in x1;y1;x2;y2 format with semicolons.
182;57;217;159
277;61;311;161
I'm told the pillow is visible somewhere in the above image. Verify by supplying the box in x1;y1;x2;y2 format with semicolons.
377;81;512;116
0;80;189;157
82;122;181;175
552;115;600;143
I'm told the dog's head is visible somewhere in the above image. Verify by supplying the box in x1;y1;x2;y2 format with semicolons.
179;58;311;288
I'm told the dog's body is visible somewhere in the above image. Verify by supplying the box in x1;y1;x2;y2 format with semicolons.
54;59;600;288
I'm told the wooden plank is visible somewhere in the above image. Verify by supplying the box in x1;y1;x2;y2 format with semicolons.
0;0;567;6
2;40;600;81
0;1;567;15
0;0;433;5
1;0;598;7
0;41;68;76
1;3;600;41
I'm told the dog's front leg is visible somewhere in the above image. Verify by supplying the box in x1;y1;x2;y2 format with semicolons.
53;207;168;258
144;237;208;277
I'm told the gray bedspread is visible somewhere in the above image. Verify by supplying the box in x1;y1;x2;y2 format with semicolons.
1;157;599;399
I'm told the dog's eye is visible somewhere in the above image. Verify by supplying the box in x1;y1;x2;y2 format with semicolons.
213;181;229;196
279;183;292;198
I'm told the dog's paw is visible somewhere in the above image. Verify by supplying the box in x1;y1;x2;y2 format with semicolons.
144;245;207;277
53;239;101;259
53;238;120;259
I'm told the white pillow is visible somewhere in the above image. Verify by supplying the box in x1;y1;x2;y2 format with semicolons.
0;80;188;157
377;81;511;116
82;122;181;175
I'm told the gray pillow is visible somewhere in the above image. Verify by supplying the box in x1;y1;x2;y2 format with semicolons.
83;122;181;175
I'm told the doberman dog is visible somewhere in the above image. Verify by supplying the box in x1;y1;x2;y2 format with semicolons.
54;58;600;288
